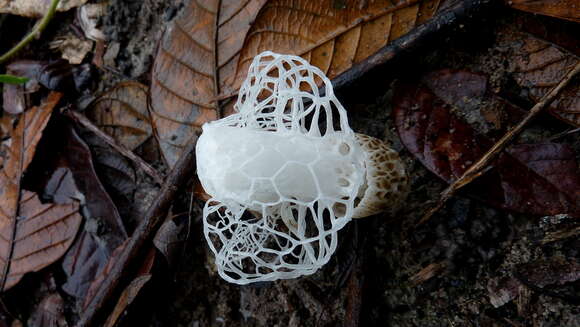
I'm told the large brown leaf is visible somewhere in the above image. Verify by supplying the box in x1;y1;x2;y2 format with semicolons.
0;93;83;291
151;0;447;167
0;191;81;291
393;70;580;217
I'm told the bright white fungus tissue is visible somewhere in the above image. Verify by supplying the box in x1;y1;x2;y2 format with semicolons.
196;51;408;284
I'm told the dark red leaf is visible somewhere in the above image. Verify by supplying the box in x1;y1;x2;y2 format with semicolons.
394;69;580;217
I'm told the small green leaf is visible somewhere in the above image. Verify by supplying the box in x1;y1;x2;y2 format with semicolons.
0;74;29;85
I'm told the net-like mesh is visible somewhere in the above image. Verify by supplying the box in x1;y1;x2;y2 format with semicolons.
198;52;364;284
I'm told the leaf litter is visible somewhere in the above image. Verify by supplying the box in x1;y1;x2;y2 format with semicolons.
1;1;580;326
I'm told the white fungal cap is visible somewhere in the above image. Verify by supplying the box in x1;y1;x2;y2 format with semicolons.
196;51;365;284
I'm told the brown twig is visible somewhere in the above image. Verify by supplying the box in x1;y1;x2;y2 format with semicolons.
62;108;164;185
418;61;580;226
76;134;198;327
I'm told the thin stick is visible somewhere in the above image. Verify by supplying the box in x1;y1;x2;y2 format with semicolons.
0;0;61;64
77;134;198;327
418;61;580;226
62;109;165;185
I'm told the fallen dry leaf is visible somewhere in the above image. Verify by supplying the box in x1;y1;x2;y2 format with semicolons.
488;257;580;308
82;240;128;309
104;274;152;327
393;70;580;217
151;0;448;167
0;0;88;18
0;191;82;291
22;119;128;300
2;83;26;115
78;3;107;41
84;245;155;320
517;257;580;288
501;21;580;127
5;60;93;93
27;290;67;327
85;81;152;151
0;92;62;230
80;132;138;219
487;276;521;308
50;35;93;65
153;212;187;268
506;0;580;23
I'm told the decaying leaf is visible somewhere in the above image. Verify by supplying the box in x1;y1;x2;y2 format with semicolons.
80;132;138;220
0;92;62;230
85;81;152;151
84;244;154;321
488;257;580;308
78;3;107;41
55;127;128;299
487;276;521;308
82;240;127;309
0;191;82;291
27;293;67;327
393;70;580;217
506;0;580;23
517;257;580;288
50;35;93;65
501;23;580;127
5;60;94;93
23;120;128;299
151;0;447;167
2;83;26;115
153;211;187;268
0;0;88;18
104;274;151;327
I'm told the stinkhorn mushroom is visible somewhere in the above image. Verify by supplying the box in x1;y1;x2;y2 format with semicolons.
196;51;408;284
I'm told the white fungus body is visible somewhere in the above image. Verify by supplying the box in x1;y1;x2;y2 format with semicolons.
197;125;363;211
196;52;366;284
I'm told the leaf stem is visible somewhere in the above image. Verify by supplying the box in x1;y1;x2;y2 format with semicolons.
418;61;580;226
0;0;61;64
